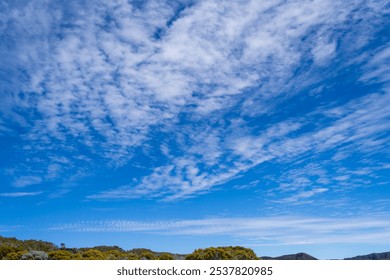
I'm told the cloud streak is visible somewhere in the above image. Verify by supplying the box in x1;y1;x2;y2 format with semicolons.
0;191;43;197
49;216;390;246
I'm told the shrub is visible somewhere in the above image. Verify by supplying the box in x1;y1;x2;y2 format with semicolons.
81;249;105;260
23;240;57;252
48;250;74;260
0;246;16;259
4;251;27;260
186;246;259;260
93;246;124;253
158;253;174;260
104;250;128;260
21;251;49;260
126;253;139;260
140;252;156;260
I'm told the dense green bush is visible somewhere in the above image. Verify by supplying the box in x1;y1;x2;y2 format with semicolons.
140;252;157;260
104;250;128;260
0;245;16;259
4;250;27;260
186;246;259;260
48;250;74;260
81;249;105;260
93;246;124;253
126;253;139;260
158;253;175;260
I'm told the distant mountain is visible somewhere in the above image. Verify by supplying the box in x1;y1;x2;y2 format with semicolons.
261;253;317;260
344;252;390;260
262;251;390;260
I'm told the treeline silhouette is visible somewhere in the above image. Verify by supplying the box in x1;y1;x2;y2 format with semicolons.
0;236;259;260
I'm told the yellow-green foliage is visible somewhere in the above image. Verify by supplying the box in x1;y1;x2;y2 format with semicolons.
0;245;16;259
140;252;156;260
72;253;83;260
48;250;75;260
0;244;29;260
126;253;139;260
104;250;128;260
23;240;57;252
4;250;27;260
158;253;174;260
128;248;157;260
1;236;259;261
186;246;259;260
0;236;57;253
4;252;22;260
92;246;124;253
81;249;105;260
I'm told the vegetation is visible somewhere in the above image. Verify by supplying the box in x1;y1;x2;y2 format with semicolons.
48;250;75;260
158;253;175;260
0;236;260;260
21;251;48;260
185;246;259;260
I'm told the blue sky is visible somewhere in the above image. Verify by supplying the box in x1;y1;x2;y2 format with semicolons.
0;0;389;259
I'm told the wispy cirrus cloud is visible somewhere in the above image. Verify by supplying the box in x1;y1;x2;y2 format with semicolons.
360;43;390;85
0;119;14;135
0;225;23;232
1;0;389;203
49;216;390;246
90;90;390;201
11;1;383;148
12;176;43;188
0;191;42;197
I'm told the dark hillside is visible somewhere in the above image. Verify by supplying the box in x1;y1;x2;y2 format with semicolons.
344;252;390;260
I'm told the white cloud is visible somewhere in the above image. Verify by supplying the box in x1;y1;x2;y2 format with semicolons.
360;43;390;85
276;188;329;203
2;0;389;200
0;191;42;197
22;0;373;153
49;215;390;245
0;119;13;135
312;40;336;65
144;56;387;202
91;89;389;201
12;176;43;188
